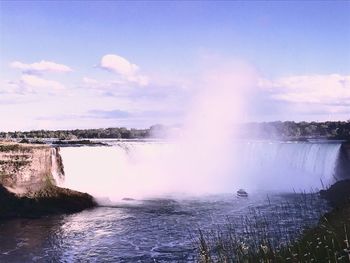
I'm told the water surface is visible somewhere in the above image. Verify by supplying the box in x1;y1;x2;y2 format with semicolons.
0;192;328;262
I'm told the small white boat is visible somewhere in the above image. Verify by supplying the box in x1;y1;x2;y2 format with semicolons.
122;197;135;201
237;189;248;197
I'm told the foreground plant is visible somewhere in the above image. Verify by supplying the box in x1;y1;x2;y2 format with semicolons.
197;193;350;262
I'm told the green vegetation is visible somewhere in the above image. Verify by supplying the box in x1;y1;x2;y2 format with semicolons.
0;144;34;154
198;212;350;262
197;182;350;262
241;121;350;140
52;139;107;146
0;126;157;139
2;122;350;140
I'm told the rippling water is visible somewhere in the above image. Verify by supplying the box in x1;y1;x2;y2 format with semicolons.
0;193;328;262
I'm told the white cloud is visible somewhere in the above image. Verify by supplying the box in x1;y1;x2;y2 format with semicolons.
259;74;350;105
82;77;98;84
21;74;65;91
99;54;149;86
10;60;72;73
7;59;69;95
100;54;138;76
0;79;21;95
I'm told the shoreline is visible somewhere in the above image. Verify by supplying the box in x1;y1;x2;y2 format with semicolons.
0;184;96;219
271;181;350;262
197;180;350;262
0;142;96;219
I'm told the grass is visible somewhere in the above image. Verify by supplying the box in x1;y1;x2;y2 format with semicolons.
0;144;33;153
196;192;350;262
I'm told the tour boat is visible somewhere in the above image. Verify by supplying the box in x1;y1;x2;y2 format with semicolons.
237;189;248;197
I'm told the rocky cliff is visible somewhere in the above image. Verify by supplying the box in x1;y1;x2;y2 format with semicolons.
0;142;95;218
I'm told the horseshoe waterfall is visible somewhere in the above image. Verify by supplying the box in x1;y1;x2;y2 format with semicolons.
58;140;349;203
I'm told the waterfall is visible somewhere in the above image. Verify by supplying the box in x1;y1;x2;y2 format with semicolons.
59;141;343;202
51;147;64;186
234;141;342;191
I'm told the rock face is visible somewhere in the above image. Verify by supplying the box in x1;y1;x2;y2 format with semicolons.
0;143;61;193
0;184;95;218
320;179;350;207
0;142;95;218
335;143;350;181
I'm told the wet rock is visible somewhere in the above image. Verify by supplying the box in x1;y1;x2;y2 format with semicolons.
0;184;96;219
320;179;350;207
0;142;96;219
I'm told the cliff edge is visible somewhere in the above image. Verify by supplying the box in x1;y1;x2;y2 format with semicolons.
0;142;96;219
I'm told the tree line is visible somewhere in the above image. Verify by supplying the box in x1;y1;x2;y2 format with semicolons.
2;122;350;140
239;121;350;140
0;125;166;140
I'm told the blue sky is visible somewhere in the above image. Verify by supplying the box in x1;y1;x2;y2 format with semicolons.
0;1;349;131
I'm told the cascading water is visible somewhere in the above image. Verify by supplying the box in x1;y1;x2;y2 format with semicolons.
235;141;342;191
58;140;343;203
51;147;64;186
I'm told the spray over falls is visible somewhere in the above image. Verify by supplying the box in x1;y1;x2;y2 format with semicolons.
58;69;347;203
59;140;344;203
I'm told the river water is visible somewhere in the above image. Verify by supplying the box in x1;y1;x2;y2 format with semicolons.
0;140;339;262
0;192;328;262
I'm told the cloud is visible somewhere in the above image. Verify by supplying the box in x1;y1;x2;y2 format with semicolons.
100;54;138;76
4;74;65;95
10;60;72;74
85;109;184;120
82;77;98;84
36;109;131;121
21;74;65;91
99;54;149;86
80;77;190;114
7;59;69;95
259;74;350;105
86;109;131;119
37;109;184;126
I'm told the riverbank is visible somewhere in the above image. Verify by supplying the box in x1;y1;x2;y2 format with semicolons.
0;184;96;219
274;180;350;262
0;142;96;219
198;180;350;262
